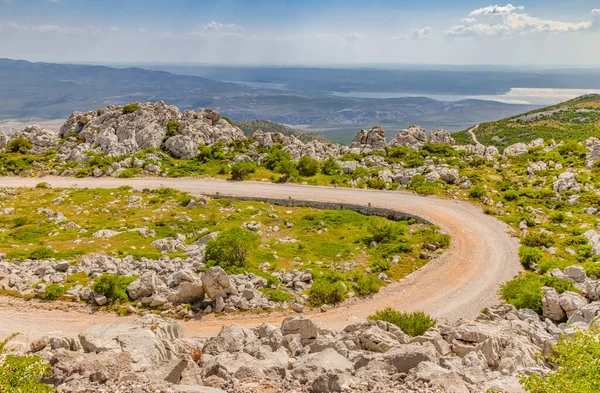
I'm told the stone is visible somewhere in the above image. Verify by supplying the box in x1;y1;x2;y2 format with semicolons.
382;344;438;373
349;126;386;153
127;272;157;300
542;287;565;322
389;125;428;151
290;348;353;384
201;266;234;299
563;265;587;283
281;316;319;340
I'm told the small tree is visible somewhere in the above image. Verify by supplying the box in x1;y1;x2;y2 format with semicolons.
205;228;260;269
275;160;298;181
6;138;32;154
297;156;320;177
230;162;256;180
321;157;342;176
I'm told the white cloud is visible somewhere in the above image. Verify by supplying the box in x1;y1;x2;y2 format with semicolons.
202;21;244;32
346;32;366;41
469;4;524;16
390;27;432;40
447;4;596;37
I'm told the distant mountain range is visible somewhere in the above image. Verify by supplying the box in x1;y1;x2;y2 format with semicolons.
0;58;540;142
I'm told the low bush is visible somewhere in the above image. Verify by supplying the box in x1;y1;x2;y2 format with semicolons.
13;216;30;228
29;247;55;260
468;185;487;199
230;161;256;180
205;228;260;269
6;138;32;154
263;288;294;303
550;211;567;223
297;156;320;177
0;334;54;392
369;259;392;272
354;273;381;296
40;284;66;301
122;102;139;114
117;168;142;178
523;232;554;248
520;328;600;393
165;120;180;140
321;157;342;175
308;274;347;307
92;274;138;304
368;308;436;337
500;272;578;314
519;246;543;269
264;148;292;170
35;182;51;189
503;189;520;201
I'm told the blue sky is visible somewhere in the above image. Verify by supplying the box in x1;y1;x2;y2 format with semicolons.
0;0;599;65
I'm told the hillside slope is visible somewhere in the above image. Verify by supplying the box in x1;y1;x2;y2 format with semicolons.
453;94;600;149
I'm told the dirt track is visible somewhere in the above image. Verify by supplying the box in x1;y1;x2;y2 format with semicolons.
0;177;521;340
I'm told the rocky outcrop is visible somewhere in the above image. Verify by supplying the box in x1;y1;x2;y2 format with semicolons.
349;126;386;154
33;302;594;393
429;128;456;145
389;126;427;151
553;171;580;193
58;102;245;158
503;138;544;157
9;125;58;155
252;130;346;160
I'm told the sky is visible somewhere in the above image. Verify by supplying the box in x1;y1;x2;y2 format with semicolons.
0;0;599;66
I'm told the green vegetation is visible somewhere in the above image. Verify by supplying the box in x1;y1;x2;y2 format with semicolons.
368;308;437;337
500;272;579;313
297;156;320;177
0;334;54;392
520;328;600;393
230;161;256;180
35;182;51;189
91;274;138;304
6;138;32;154
205;228;260;270
121;102;139;114
308;273;347;307
29;247;55;260
39;284;67;301
165;120;180;140
453;95;600;149
519;246;543;269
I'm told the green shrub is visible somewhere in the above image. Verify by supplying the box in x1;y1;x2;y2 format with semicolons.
308;275;347;307
368;308;436;337
523;232;554;248
519;246;543;269
230;161;256;180
0;334;54;392
519;328;600;393
321;157;342;175
370;259;392;272
264;148;292;170
92;274;138;304
73;167;94;178
218;165;231;175
338;152;363;162
500;272;578;314
205;228;260;269
468;185;487;199
263;289;294;303
420;143;456;157
39;284;66;301
35;182;51;189
29;247;55;260
354;273;381;296
365;222;406;244
297;156;320;177
122;102;139;114
6;138;32;154
165;120;180;139
117;168;142;178
550;211;567;223
503;189;520;201
221;116;235;126
13;217;30;228
275;159;298;180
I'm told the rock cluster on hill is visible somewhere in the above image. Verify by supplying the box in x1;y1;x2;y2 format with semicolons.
25;295;600;393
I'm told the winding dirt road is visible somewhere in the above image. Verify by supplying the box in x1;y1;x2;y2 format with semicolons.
0;177;521;340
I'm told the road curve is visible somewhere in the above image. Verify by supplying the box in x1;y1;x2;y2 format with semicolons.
0;177;521;338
